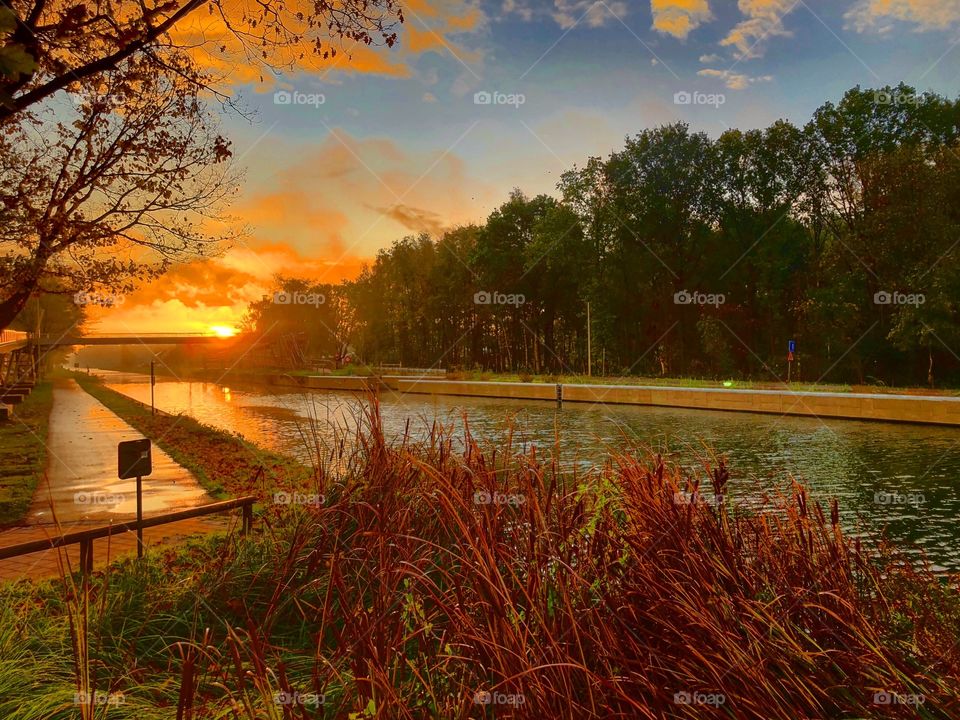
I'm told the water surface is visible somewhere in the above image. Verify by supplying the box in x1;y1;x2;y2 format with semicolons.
94;370;960;570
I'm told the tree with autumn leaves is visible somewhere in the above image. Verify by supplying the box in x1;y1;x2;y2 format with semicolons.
0;0;403;330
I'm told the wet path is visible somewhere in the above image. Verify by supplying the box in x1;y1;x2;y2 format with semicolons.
0;379;226;581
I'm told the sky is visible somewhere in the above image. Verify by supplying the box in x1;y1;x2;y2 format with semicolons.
94;0;960;333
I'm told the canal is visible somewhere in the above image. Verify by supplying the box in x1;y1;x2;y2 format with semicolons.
93;370;960;571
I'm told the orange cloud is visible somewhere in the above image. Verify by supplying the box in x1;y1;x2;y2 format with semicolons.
95;127;494;332
846;0;960;32
169;0;484;84
651;0;712;39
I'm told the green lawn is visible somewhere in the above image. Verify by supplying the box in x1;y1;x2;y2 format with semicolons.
0;382;53;528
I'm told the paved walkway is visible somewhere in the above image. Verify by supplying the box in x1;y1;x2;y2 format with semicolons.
0;379;230;582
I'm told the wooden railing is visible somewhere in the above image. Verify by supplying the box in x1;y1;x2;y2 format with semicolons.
0;495;256;575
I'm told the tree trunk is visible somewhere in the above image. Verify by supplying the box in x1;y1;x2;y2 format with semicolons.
0;288;33;332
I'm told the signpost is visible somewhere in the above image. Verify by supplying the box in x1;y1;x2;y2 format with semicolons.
787;340;796;384
150;360;156;415
118;439;152;558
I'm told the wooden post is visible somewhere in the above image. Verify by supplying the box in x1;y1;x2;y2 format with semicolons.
242;503;253;536
79;538;93;576
136;475;144;558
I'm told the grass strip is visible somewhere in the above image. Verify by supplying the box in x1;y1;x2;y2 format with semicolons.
71;372;310;500
0;382;53;527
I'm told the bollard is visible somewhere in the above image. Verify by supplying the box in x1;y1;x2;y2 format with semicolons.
556;383;563;409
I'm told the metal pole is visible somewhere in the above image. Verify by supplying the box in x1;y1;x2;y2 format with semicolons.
136;475;144;558
586;301;592;377
787;358;792;384
150;360;155;415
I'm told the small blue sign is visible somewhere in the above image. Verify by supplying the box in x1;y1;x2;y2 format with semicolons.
788;340;796;353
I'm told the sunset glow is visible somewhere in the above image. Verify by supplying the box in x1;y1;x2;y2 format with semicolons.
210;325;237;338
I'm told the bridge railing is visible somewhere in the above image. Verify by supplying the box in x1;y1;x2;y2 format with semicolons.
0;328;28;345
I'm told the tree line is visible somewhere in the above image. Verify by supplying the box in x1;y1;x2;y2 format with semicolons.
245;84;960;387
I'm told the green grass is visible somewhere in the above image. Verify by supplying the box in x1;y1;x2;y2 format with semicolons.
0;382;53;527
71;372;311;500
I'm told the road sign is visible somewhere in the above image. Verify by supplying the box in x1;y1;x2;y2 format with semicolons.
788;351;794;362
788;339;796;353
118;438;152;479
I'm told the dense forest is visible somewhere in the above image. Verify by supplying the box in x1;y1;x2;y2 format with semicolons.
244;84;960;387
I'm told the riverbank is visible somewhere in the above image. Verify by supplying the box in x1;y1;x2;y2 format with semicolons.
0;382;52;527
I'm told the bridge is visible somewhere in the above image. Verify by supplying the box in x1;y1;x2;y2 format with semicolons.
36;332;249;349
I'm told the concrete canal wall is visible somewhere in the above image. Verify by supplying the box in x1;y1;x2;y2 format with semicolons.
218;372;960;427
392;379;960;427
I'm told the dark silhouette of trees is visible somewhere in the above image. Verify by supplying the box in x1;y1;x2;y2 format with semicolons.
248;83;960;387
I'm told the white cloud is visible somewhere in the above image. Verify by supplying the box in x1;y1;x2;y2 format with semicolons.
699;53;723;62
501;0;628;28
846;0;960;33
650;0;712;39
698;68;773;89
720;0;797;60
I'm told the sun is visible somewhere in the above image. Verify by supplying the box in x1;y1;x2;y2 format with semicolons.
209;325;237;338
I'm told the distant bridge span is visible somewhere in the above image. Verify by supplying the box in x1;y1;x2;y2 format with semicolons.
38;333;251;349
